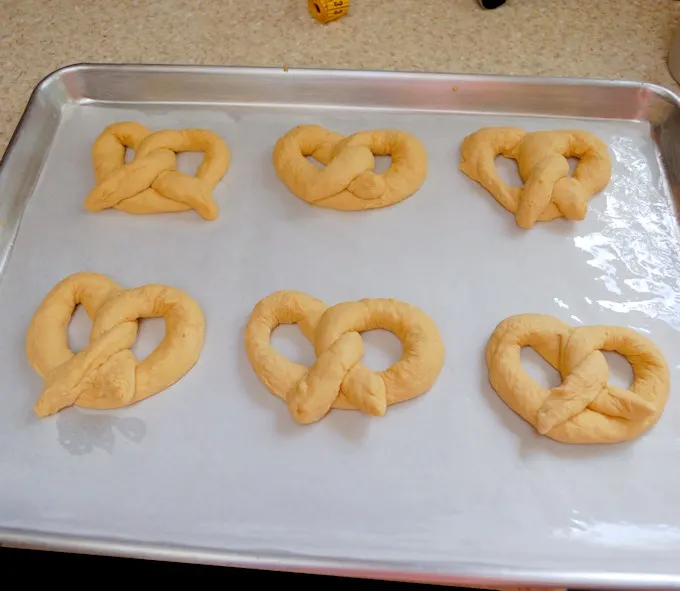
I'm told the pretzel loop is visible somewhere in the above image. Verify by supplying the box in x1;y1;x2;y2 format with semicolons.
273;125;428;211
245;291;445;424
85;122;230;220
26;273;206;418
460;127;612;228
486;314;669;444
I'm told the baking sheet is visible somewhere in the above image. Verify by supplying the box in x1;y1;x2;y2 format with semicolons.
1;69;680;588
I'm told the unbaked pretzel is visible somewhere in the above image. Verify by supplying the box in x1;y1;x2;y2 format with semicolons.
460;127;612;228
85;122;230;220
273;125;428;210
245;291;445;424
26;272;205;418
486;314;669;443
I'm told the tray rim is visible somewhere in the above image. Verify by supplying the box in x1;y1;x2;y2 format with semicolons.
27;61;680;94
2;63;680;589
3;526;679;589
5;62;680;115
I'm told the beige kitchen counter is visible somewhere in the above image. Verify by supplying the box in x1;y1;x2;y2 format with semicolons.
0;2;678;589
2;0;680;156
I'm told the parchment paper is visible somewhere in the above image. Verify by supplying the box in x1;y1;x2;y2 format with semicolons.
0;103;678;575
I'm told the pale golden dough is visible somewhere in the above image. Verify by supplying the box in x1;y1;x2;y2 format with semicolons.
460;127;612;228
85;122;231;220
245;291;445;424
486;314;670;444
26;272;205;418
272;125;428;211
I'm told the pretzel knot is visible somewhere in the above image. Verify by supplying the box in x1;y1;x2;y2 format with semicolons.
486;314;670;443
272;125;428;211
84;122;231;220
245;291;445;424
460;127;612;229
26;273;206;418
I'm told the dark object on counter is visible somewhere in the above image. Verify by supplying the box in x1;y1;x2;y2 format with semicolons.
478;0;507;8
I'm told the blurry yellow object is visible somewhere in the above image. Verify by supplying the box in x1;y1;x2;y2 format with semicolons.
308;0;349;23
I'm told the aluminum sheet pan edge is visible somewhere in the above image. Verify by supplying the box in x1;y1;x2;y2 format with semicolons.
1;66;680;589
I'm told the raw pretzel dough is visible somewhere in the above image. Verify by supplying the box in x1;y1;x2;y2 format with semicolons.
486;314;670;443
273;125;428;210
245;290;445;424
27;272;205;417
85;122;230;220
460;127;611;228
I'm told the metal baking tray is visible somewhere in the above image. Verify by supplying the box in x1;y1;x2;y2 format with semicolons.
1;64;680;589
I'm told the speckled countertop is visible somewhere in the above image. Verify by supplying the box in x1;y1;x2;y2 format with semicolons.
1;0;680;155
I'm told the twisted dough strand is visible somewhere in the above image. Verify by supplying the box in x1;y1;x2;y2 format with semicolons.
460;127;612;228
27;273;205;417
85;122;230;220
245;291;445;424
273;125;428;211
486;314;669;443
